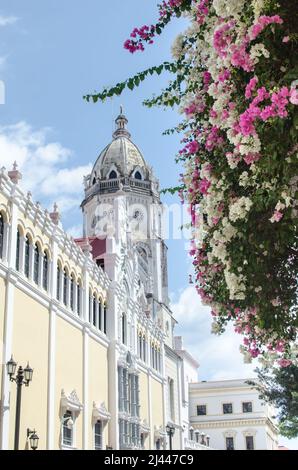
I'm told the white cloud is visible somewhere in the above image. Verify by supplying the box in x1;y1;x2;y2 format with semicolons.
171;286;257;381
0;56;7;68
0;121;91;214
40;165;91;196
67;224;83;239
0;15;18;27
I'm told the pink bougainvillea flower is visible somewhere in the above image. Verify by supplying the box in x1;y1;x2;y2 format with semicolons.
278;359;292;367
290;87;298;105
270;210;283;223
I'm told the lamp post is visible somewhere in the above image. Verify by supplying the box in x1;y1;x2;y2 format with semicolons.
166;424;175;451
6;356;33;450
200;432;206;446
27;429;39;451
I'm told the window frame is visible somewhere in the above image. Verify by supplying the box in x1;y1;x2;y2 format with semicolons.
62;410;74;448
33;243;40;285
245;435;254;450
122;313;127;345
70;274;75;311
15;228;21;271
77;281;81;316
197;404;207;416
109;170;117;180
94;420;103;450
0;212;4;260
43;251;49;291
57;263;62;301
24;235;31;279
242;401;253;413
223;403;233;414
226;436;235;450
63;268;68;306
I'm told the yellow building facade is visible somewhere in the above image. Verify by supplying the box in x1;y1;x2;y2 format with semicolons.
0;112;186;450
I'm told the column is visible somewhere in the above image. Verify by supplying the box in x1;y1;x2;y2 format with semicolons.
82;262;90;449
147;371;153;449
46;238;58;449
107;282;119;449
0;200;18;449
83;326;89;449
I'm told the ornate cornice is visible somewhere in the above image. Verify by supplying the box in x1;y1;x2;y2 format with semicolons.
92;402;111;423
60;389;83;415
191;417;270;429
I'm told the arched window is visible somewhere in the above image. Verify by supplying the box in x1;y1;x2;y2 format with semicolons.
33;244;40;285
138;333;142;359
63;269;68;305
0;213;4;259
24;236;31;278
43;251;49;291
109;170;117;179
92;177;97;185
94;420;102;450
77;281;81;316
151;344;154;368
62;410;73;447
143;336;146;362
122;313;127;345
157;349;161;372
16;229;21;271
70;274;75;311
103;303;107;334
93;295;97;327
98;299;102;331
134;171;142;180
57;263;62;300
89;289;93;323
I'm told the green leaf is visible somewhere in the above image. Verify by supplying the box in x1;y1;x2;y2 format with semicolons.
127;79;134;90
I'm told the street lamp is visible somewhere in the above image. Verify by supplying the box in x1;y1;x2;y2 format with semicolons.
27;429;39;451
6;356;34;450
166;424;175;451
194;429;200;444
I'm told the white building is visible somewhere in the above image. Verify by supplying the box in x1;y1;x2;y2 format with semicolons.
189;379;279;450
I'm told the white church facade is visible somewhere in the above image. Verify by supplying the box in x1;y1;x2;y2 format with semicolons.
0;111;278;450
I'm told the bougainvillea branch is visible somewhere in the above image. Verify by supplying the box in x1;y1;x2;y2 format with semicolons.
85;0;298;367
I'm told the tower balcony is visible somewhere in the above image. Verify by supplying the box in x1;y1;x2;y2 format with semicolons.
83;176;153;202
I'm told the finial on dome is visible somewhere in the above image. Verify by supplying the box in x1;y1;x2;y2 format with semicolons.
113;107;131;139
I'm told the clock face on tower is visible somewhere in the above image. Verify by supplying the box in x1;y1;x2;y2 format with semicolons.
133;209;144;222
129;204;147;241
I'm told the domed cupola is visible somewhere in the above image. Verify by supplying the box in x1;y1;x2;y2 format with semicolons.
82;108;160;205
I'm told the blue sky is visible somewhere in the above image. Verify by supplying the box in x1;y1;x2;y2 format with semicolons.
0;1;296;449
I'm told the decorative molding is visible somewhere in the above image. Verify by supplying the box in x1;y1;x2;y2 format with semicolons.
223;429;237;438
192;418;268;429
60;389;83;415
140;420;150;435
154;425;167;442
92;401;111;423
